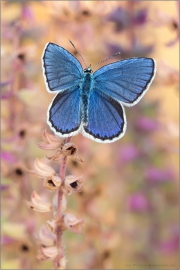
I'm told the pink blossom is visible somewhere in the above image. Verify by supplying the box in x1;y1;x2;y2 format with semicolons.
128;193;149;212
145;167;175;183
159;226;179;253
119;144;140;163
136;116;159;132
1;151;16;163
1;184;9;191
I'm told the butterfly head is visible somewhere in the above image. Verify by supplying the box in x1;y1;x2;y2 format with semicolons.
83;67;93;74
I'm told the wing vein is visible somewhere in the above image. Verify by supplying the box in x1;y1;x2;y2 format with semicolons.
51;91;72;118
98;92;121;128
95;86;131;102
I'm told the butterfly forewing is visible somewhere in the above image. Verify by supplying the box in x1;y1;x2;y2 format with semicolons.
42;43;83;92
93;58;156;106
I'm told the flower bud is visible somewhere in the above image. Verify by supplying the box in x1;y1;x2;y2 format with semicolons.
37;248;49;261
29;158;55;178
46;219;57;233
63;175;84;194
37;224;56;247
47;143;83;162
56;256;67;269
61;143;77;156
28;159;62;191
38;130;62;150
39;246;58;260
43;175;62;191
25;190;52;212
63;213;84;234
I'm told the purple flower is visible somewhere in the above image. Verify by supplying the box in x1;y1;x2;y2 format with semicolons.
106;41;154;59
0;81;11;88
135;116;159;132
128;193;149;212
107;7;129;32
133;8;147;25
1;184;9;191
159;226;179;253
107;6;148;32
118;144;140;163
21;4;34;22
1;151;16;163
0;81;12;99
145;167;175;183
1;235;16;245
1;91;13;100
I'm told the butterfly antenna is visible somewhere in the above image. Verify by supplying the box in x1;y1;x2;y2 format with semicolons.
93;52;121;68
69;40;87;68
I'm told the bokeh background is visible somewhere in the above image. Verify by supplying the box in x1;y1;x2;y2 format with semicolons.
1;1;179;269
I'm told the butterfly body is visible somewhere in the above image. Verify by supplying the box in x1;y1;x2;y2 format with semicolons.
42;42;156;143
80;70;94;125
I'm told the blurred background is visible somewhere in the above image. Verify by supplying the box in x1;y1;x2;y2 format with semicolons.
1;1;179;269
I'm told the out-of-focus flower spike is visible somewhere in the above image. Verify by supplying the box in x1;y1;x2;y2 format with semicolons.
25;190;52;212
41;246;58;260
63;175;84;194
46;151;63;161
47;143;83;163
44;130;62;143
43;175;62;191
38;130;62;150
28;159;55;178
46;219;57;233
61;143;84;162
61;143;77;156
34;158;55;175
28;159;62;190
37;248;49;261
37;224;56;247
53;193;67;215
63;213;84;234
56;255;67;269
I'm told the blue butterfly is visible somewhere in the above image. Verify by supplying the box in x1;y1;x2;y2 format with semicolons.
42;42;156;143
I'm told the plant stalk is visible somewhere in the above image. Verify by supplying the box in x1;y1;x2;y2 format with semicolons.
53;136;71;269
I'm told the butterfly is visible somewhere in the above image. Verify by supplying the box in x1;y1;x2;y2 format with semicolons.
42;42;156;143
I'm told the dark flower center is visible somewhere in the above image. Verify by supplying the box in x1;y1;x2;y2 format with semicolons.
78;191;84;197
15;168;23;176
82;10;90;16
72;160;78;167
70;181;78;189
19;129;26;138
172;21;178;30
102;250;111;259
17;53;25;61
67;146;76;155
21;244;29;252
48;180;55;186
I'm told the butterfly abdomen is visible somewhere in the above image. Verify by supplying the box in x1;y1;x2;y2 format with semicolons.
81;73;94;126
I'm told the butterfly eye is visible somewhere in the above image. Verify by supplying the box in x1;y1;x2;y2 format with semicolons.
84;68;92;73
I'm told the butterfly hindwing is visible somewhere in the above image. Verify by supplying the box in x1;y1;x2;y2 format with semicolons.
42;43;83;92
48;85;81;136
82;88;126;143
93;57;156;106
